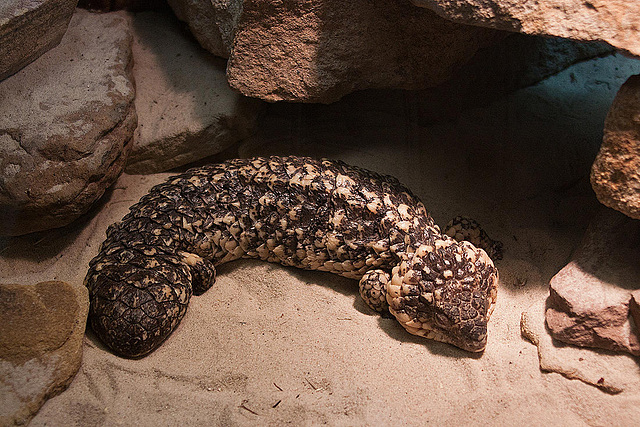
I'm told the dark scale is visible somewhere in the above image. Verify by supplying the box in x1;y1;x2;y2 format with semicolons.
85;156;501;357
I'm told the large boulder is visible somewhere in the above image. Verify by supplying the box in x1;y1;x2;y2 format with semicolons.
0;0;77;81
226;0;503;103
0;281;89;426
545;208;640;357
591;75;640;220
411;0;640;57
0;10;136;236
126;11;262;174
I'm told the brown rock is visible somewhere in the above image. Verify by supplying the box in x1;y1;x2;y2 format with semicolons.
126;11;261;174
226;0;503;103
0;10;136;236
411;0;640;57
0;0;77;81
167;0;241;58
591;75;640;220
0;281;89;426
545;208;640;356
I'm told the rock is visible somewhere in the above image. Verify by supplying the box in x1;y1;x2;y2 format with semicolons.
125;11;261;174
0;281;89;426
226;0;503;103
545;208;640;356
591;75;640;220
0;10;136;236
411;0;640;57
522;301;639;393
0;0;77;81
263;33;614;127
167;0;241;58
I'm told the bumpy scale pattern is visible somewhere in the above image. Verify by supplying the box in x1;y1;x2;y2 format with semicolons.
85;156;499;357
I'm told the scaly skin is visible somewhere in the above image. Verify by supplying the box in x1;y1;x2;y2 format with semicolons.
85;156;499;357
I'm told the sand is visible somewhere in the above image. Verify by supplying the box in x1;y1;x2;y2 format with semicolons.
2;54;640;425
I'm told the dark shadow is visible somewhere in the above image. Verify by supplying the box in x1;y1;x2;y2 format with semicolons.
376;316;485;359
0;183;117;263
569;207;640;291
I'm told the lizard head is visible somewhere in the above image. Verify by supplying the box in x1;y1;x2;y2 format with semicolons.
386;239;498;352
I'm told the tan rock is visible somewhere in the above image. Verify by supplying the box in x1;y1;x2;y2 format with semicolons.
226;0;502;103
0;0;77;81
167;0;241;58
125;11;262;174
545;208;640;356
0;281;89;426
411;0;640;57
0;10;136;236
591;74;640;219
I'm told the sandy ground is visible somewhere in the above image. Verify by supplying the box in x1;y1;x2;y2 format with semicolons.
2;54;640;426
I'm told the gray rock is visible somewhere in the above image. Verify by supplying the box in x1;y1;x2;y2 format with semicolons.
546;208;640;356
411;0;640;57
167;0;242;58
0;0;77;81
0;281;89;426
125;11;261;174
591;74;640;220
0;10;136;236
226;0;503;103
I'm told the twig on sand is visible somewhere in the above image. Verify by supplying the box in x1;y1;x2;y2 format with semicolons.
305;378;323;391
239;400;259;415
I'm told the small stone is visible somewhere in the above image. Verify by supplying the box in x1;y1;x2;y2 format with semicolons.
0;10;136;236
412;0;640;57
545;208;640;356
125;11;262;174
0;281;89;426
0;0;76;80
591;74;640;220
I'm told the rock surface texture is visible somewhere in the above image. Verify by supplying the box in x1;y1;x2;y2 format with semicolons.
126;11;261;174
0;10;136;236
411;0;640;57
0;0;77;81
0;281;89;426
226;0;502;103
546;208;640;357
167;0;241;58
591;75;640;220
